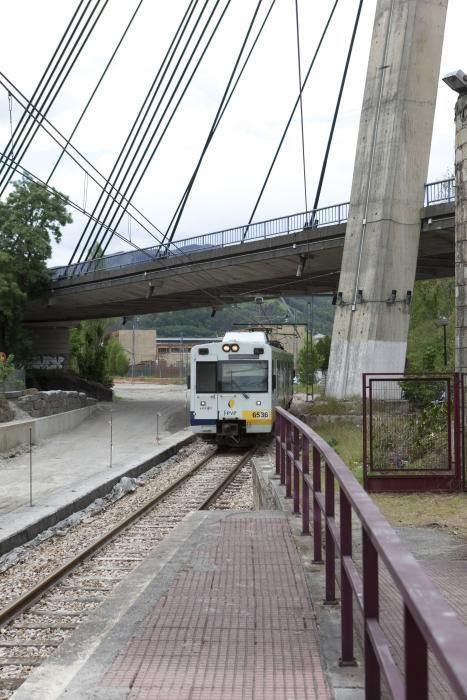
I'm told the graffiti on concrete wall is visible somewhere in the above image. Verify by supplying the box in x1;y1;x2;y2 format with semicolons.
31;355;66;370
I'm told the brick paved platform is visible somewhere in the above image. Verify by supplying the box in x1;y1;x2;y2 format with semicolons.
13;511;331;700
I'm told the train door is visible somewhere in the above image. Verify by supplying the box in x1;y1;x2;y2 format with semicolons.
193;361;218;430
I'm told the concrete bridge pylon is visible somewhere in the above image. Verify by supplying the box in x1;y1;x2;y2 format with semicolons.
326;0;448;398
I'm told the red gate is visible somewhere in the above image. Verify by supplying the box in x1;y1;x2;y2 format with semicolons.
363;373;463;492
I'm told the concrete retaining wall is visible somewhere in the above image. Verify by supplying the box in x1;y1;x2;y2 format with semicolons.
0;405;96;454
251;453;281;511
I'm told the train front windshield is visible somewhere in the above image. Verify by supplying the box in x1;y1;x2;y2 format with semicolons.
218;361;268;393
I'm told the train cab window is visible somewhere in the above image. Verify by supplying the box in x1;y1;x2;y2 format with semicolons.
196;362;217;393
219;361;268;393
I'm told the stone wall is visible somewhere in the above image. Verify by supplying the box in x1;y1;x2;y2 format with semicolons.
0;399;14;423
15;389;96;418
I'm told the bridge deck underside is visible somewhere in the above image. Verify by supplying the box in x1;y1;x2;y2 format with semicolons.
26;204;454;323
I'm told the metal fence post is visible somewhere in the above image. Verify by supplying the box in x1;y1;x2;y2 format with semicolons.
362;528;380;699
324;464;336;604
29;426;33;507
454;373;463;488
280;417;286;485
340;490;355;665
275;413;281;476
302;436;310;535
312;446;322;563
285;420;292;498
109;411;113;468
362;374;368;488
405;605;428;699
293;427;300;513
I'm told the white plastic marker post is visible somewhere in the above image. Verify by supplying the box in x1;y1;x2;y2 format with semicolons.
185;388;190;430
109;411;113;468
156;412;161;444
29;426;33;507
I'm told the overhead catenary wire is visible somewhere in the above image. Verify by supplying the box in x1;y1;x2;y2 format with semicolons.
0;0;109;196
70;0;207;264
86;0;234;261
242;0;341;240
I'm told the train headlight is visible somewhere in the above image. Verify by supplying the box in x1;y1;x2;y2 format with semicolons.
256;401;261;406
230;343;239;352
200;401;206;406
222;343;230;352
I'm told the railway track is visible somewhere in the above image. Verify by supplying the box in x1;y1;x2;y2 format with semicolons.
0;446;254;697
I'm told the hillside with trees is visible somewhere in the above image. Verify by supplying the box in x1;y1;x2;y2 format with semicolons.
118;295;336;337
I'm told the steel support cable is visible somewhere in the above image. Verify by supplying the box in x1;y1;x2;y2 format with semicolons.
97;0;232;257
0;0;89;177
0;153;228;309
0;144;240;307
69;0;204;264
47;0;146;185
294;0;308;213
81;0;225;263
160;0;279;248
0;74;165;242
162;0;270;247
0;153;158;260
98;0;276;258
0;81;253;301
0;0;109;196
242;0;341;240
311;0;363;217
211;0;277;132
88;0;232;260
70;0;204;264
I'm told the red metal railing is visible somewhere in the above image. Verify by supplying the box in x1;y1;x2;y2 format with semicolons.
275;407;467;699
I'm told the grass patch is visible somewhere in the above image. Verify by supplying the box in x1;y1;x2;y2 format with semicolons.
313;422;363;484
303;396;361;416
313;421;467;541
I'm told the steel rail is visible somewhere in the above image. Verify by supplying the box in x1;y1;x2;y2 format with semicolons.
0;446;224;629
199;448;255;510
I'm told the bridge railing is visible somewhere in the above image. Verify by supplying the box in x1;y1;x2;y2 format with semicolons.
49;201;350;280
424;177;455;206
275;406;467;699
50;178;455;282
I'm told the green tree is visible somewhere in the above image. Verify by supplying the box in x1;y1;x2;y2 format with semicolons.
315;335;331;374
70;320;112;387
0;179;72;360
106;335;130;376
406;278;454;372
297;337;320;385
0;354;15;390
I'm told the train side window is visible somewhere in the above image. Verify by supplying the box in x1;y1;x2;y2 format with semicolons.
196;362;217;393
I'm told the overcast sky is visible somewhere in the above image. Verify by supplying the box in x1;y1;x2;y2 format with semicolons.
0;0;465;266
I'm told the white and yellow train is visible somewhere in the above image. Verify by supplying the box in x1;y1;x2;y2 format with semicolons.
189;331;293;445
